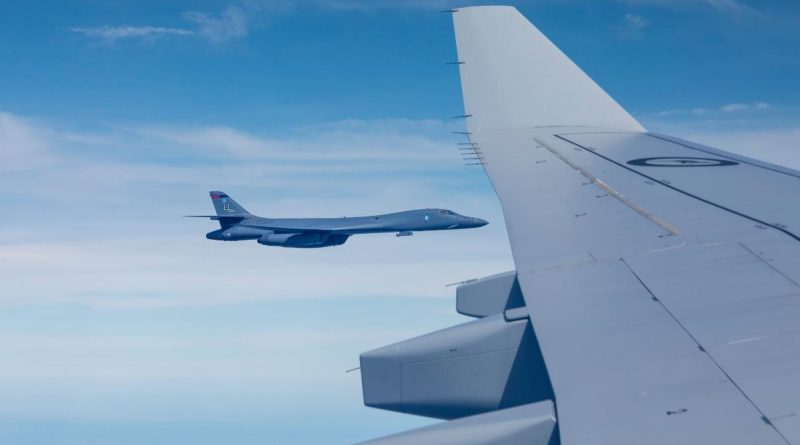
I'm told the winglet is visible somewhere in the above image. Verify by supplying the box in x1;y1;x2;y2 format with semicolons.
453;6;644;132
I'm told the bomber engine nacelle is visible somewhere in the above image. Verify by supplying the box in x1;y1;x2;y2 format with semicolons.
206;226;262;241
257;232;348;248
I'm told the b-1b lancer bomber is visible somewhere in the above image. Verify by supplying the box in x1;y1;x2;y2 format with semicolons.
189;191;488;248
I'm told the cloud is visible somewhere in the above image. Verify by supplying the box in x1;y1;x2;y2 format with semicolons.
182;5;249;43
0;109;465;430
619;12;650;37
307;0;455;11
625;13;650;29
719;103;749;112
0;295;460;439
70;4;250;44
0;112;54;171
66;0;461;46
68;25;194;43
0;111;509;309
0;327;414;380
697;0;759;19
7;106;800;312
644;102;800;171
132;119;462;162
615;0;800;31
139;125;276;158
675;127;800;170
652;101;773;116
618;0;760;20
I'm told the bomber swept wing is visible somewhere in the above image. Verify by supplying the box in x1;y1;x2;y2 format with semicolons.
356;6;800;445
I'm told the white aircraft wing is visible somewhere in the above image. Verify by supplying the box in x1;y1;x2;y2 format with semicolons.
455;6;800;444
355;6;800;445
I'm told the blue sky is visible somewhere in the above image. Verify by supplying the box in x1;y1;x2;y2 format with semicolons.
2;1;800;444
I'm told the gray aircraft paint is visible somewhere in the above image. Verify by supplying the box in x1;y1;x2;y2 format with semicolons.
190;191;487;248
354;5;800;445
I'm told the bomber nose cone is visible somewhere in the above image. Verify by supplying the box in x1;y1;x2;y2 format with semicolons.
466;217;488;228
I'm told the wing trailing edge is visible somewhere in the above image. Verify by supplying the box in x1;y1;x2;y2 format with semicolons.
356;401;556;445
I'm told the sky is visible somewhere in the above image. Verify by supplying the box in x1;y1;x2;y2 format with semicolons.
1;0;800;444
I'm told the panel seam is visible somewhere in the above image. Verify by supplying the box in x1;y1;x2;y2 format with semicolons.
621;258;791;444
738;242;800;287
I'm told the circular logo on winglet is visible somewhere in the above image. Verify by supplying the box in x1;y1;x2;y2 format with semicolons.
627;157;739;167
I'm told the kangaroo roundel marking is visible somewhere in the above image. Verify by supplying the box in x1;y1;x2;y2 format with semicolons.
627;157;739;167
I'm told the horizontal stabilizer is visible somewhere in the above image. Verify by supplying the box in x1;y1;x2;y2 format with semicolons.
184;215;221;220
184;214;247;222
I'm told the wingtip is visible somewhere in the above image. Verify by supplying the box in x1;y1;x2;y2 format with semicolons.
453;4;644;131
455;5;518;12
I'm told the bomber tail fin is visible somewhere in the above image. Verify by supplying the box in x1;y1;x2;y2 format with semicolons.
207;191;251;228
185;191;252;228
209;191;251;217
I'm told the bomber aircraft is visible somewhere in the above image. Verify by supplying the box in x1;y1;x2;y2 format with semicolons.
189;191;487;248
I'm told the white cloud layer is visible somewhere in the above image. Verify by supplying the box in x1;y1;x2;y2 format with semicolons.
5;108;800;313
624;13;649;29
653;101;772;116
182;5;249;43
0;112;54;171
70;4;250;44
678;127;800;170
0;111;510;309
619;0;760;21
0;106;479;431
3;108;800;439
68;25;195;43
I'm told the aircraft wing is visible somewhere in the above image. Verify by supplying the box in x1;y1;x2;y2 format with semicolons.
355;6;800;445
238;222;386;234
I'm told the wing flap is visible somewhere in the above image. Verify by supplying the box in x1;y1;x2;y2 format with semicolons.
518;259;788;444
356;401;556;445
624;242;800;441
